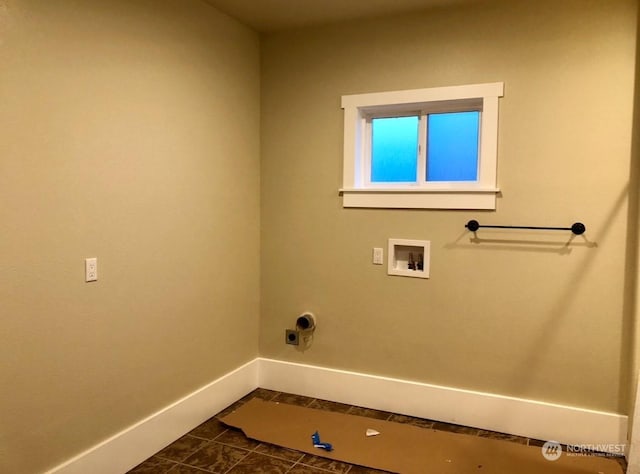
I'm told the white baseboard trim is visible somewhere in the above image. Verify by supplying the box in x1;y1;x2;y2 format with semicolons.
258;358;628;450
46;359;259;474
45;357;629;473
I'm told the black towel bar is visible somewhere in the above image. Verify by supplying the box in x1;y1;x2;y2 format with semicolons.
465;220;586;235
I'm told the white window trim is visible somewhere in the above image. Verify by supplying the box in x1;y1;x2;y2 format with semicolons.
340;82;504;210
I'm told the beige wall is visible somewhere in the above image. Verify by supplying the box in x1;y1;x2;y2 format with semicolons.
0;1;260;472
260;0;637;414
626;3;640;466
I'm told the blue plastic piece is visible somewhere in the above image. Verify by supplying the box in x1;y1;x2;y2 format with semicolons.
311;430;333;452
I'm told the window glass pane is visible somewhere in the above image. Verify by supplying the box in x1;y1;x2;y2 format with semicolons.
371;116;419;182
427;111;479;182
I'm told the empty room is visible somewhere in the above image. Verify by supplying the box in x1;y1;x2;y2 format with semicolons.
2;0;640;473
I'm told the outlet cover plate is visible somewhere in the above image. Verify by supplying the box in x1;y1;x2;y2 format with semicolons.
285;329;299;345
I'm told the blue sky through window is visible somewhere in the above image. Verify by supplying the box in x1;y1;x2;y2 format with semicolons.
371;116;419;182
427;111;479;181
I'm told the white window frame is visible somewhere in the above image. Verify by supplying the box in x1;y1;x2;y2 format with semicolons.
340;82;504;209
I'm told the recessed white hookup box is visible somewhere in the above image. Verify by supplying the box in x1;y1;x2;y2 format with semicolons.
388;239;430;279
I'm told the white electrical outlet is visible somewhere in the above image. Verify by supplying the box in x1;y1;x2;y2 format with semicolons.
85;257;98;282
372;247;384;265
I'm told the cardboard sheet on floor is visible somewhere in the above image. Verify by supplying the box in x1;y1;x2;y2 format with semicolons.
220;399;623;474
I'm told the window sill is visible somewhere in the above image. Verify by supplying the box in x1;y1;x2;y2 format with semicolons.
339;187;500;209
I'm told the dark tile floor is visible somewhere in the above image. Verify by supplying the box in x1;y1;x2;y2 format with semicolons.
128;388;627;474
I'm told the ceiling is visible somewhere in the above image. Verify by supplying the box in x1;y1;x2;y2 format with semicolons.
203;0;485;32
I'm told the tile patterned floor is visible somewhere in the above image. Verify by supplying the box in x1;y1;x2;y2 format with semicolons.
128;388;627;474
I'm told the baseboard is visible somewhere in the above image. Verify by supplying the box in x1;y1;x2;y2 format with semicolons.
45;357;629;473
46;359;259;474
258;358;628;450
